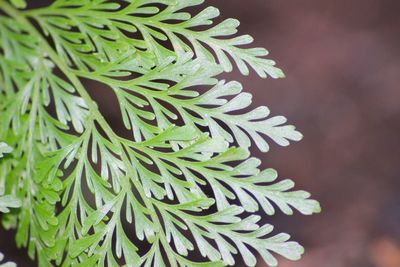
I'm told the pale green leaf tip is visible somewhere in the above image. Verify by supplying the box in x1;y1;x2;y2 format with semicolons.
0;143;12;158
313;201;322;214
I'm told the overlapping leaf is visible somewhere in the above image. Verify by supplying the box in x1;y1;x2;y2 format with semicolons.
26;0;283;78
71;54;302;151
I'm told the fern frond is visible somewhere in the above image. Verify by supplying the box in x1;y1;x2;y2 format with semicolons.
25;0;284;78
0;1;320;267
71;55;301;151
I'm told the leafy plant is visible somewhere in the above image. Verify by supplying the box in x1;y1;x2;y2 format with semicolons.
0;0;320;266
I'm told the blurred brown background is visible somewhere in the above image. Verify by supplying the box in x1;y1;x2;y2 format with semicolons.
1;0;400;266
210;0;400;266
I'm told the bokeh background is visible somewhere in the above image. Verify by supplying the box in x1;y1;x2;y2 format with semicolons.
1;0;400;266
211;1;400;266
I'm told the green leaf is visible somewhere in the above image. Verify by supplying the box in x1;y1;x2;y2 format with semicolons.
0;1;320;267
69;233;103;258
